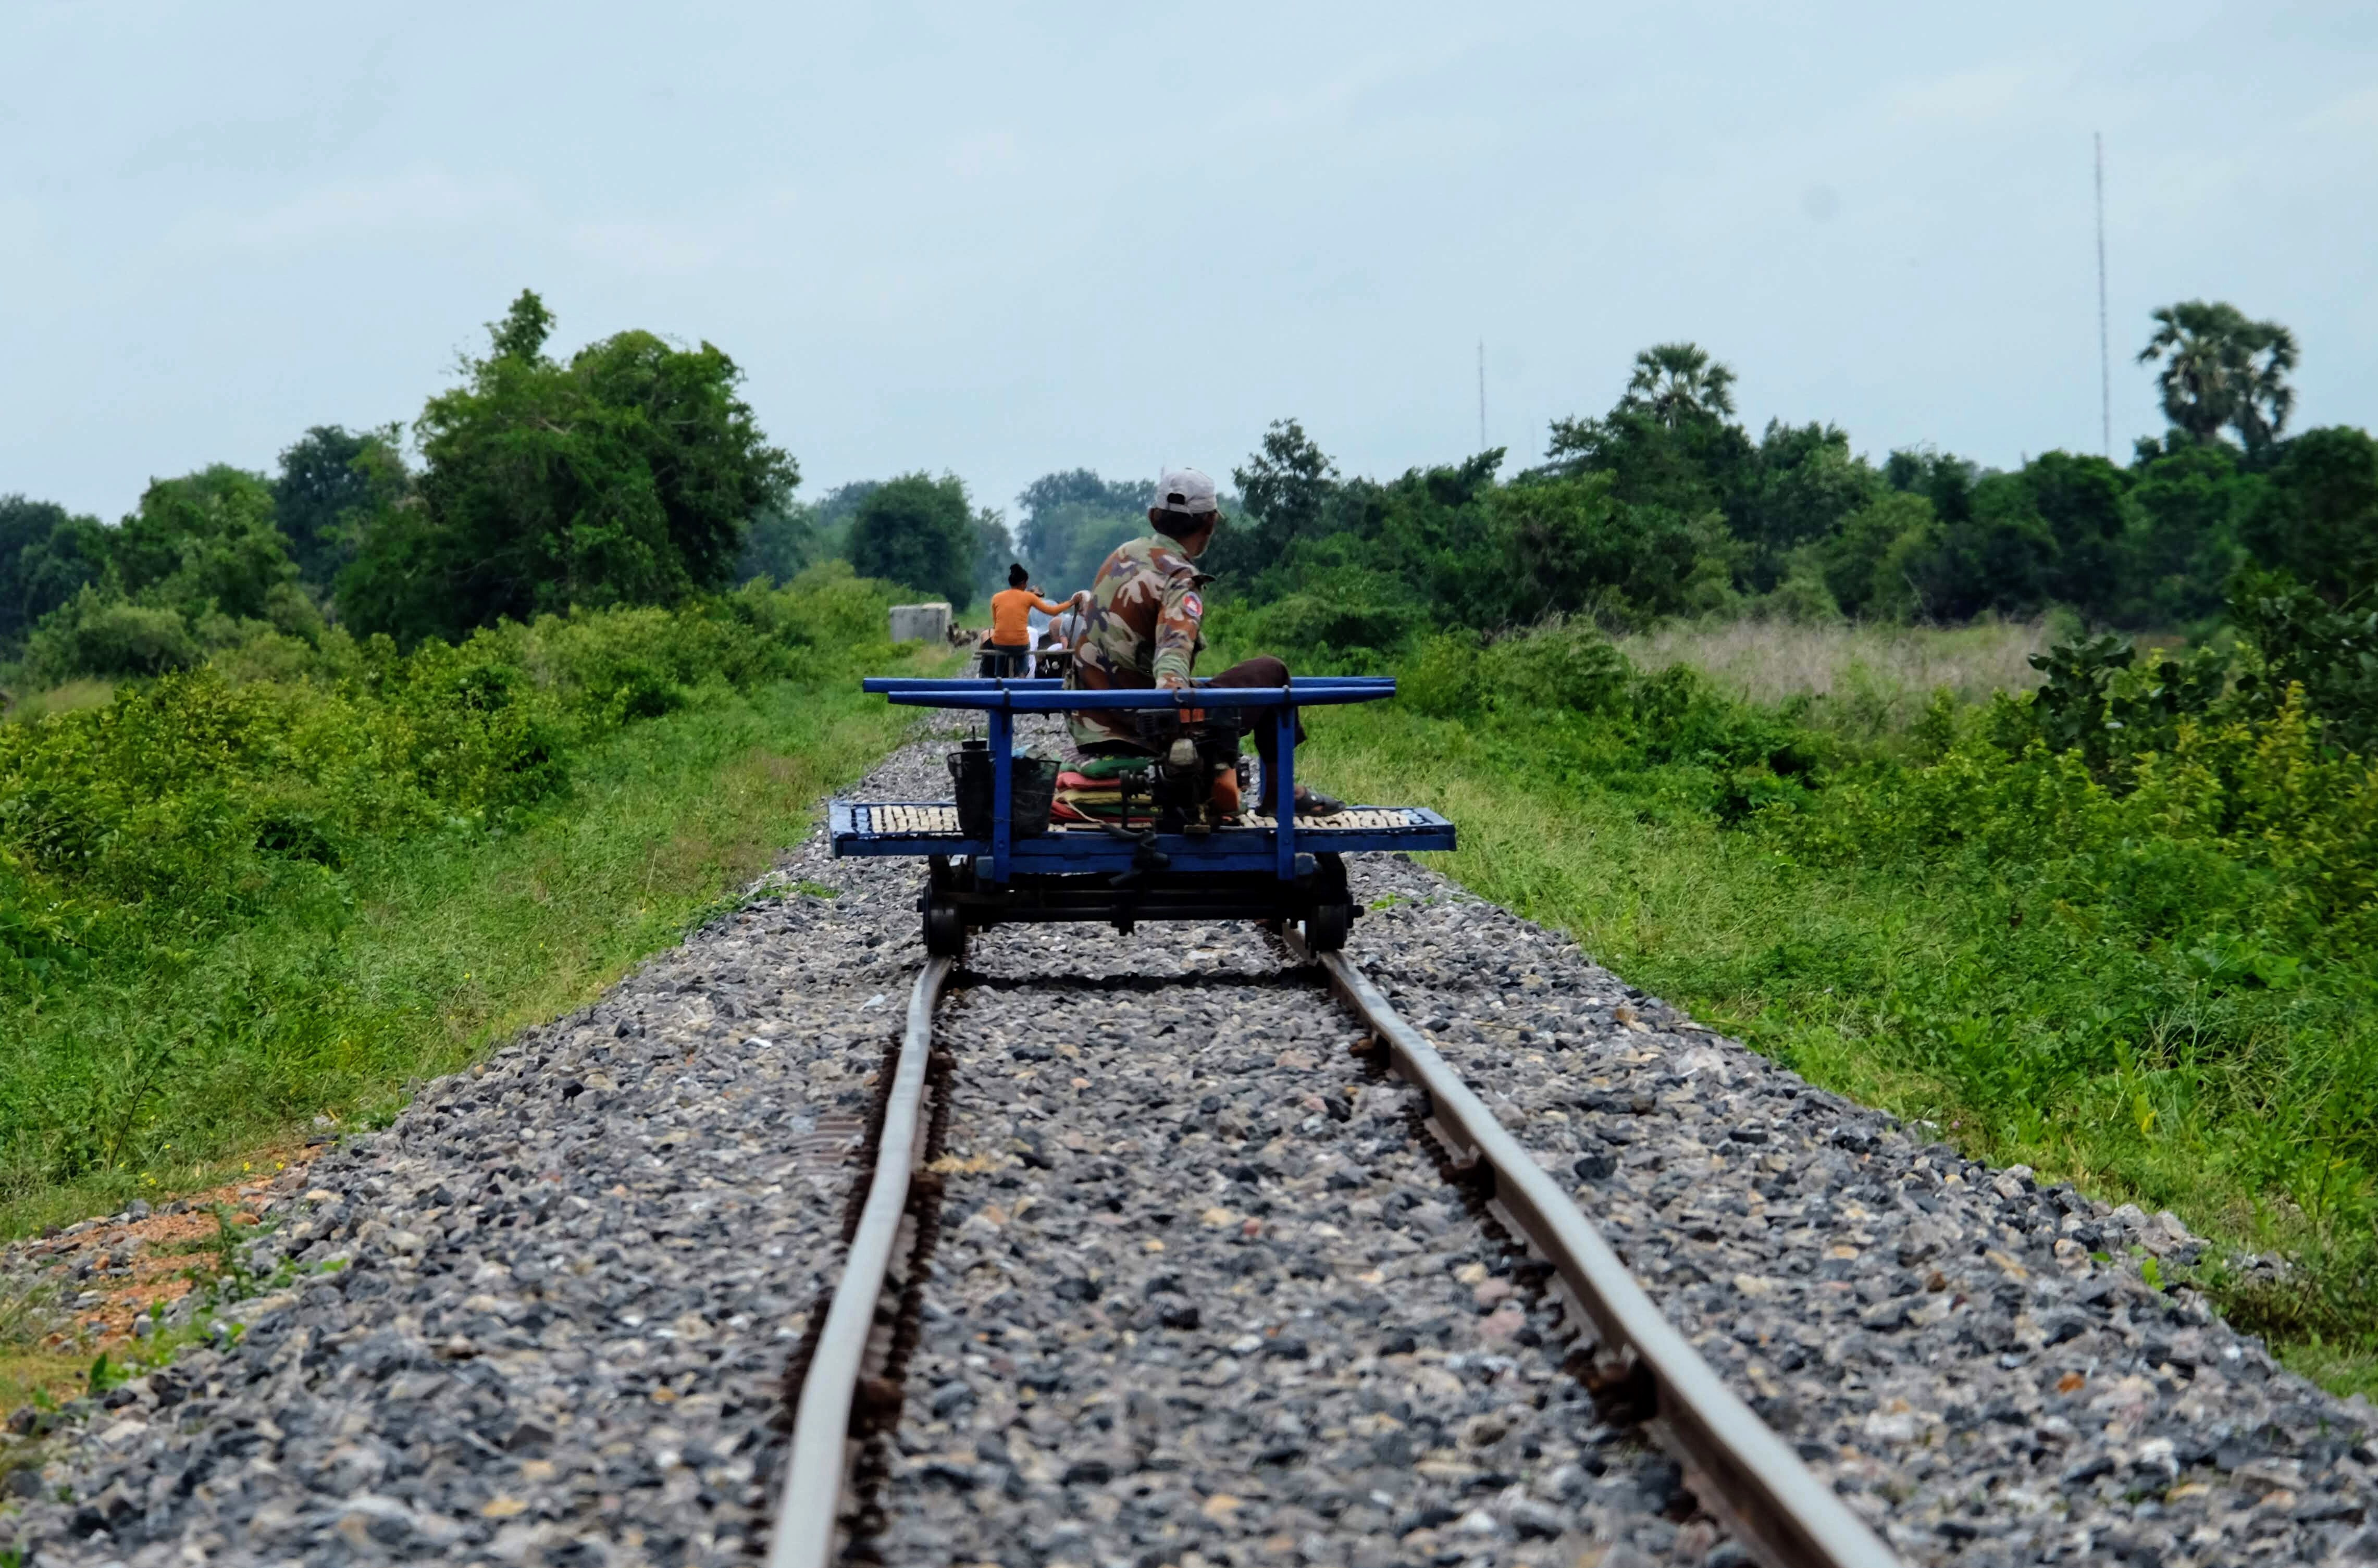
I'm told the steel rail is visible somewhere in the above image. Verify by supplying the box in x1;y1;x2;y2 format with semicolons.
1303;940;1905;1568
772;942;1902;1568
769;955;953;1568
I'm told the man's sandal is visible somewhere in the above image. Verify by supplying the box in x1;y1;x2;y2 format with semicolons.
1293;788;1347;817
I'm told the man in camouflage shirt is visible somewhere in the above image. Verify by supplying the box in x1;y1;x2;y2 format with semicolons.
1067;467;1341;816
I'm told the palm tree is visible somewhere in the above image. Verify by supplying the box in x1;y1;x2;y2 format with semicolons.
1621;343;1738;429
2231;319;2298;456
2138;301;2249;443
2138;301;2297;452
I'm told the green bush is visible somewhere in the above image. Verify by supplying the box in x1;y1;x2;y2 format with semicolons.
23;592;202;681
1479;620;1631;716
1398;633;1484;718
1754;558;1846;625
2025;631;2229;772
0;565;903;1196
11;464;333;688
0;566;894;999
2227;569;2378;753
1248;599;1420;664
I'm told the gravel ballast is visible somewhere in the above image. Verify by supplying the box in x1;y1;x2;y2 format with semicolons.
4;729;2373;1567
0;740;958;1568
869;956;1708;1567
1332;854;2378;1566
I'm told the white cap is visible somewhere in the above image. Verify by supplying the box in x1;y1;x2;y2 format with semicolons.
1156;467;1219;516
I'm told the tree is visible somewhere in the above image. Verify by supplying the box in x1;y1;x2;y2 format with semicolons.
489;289;556;362
1237;550;1426;657
2227;569;2378;752
2232;319;2299;456
117;466;315;630
1543;347;1756;554
2241;427;2378;603
1015;469;1154;557
735;501;823;586
1018;500;1145;594
1492;471;1724;624
847;472;975;607
1884;447;1977;526
1936;474;2059;621
2125;442;2249;623
339;290;796;643
0;496;107;651
1850;461;2064;624
971;508;1017;606
1732;421;1878;589
0;496;61;644
1618;342;1738;429
2021;451;2131;617
737;479;885;584
2140;301;2247;443
1015;468;1112;533
14;468;322;683
1223;419;1339;576
1014;469;1156;576
1818;491;1934;618
15;514;110;644
273;424;409;590
1301;452;1512;627
1012;469;1157;594
2138;300;2297;452
809;480;880;558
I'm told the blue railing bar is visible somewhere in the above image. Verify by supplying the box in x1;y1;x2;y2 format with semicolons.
860;678;1394;695
860;676;1395;689
860;684;1396;713
860;677;1393;687
863;677;1068;691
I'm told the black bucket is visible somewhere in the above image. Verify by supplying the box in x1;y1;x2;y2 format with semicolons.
949;741;1057;839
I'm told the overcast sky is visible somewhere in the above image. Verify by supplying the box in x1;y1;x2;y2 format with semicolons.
4;2;2372;529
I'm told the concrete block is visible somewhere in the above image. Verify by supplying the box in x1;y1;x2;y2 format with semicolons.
889;602;952;644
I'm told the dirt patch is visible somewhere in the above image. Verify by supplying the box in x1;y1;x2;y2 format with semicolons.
3;1156;319;1356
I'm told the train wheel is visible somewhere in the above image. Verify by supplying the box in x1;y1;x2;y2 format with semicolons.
1306;901;1351;953
923;899;968;959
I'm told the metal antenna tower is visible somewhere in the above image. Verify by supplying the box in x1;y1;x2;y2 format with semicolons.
2095;133;2111;457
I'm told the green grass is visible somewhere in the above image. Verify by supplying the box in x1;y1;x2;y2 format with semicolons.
0;654;942;1243
1299;693;2378;1397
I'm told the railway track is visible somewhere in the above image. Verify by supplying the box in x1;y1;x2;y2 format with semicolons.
769;931;1898;1568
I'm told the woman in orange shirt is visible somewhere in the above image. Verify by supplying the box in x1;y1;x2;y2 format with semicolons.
983;564;1082;678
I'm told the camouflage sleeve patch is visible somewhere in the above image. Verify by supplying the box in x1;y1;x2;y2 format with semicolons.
1153;572;1203;688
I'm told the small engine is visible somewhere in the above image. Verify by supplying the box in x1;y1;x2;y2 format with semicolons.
1131;713;1249;833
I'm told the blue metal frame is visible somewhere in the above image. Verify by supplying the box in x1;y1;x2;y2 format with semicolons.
859;676;1396;711
838;675;1452;882
1274;701;1296;879
989;705;1013;876
828;801;1456;873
